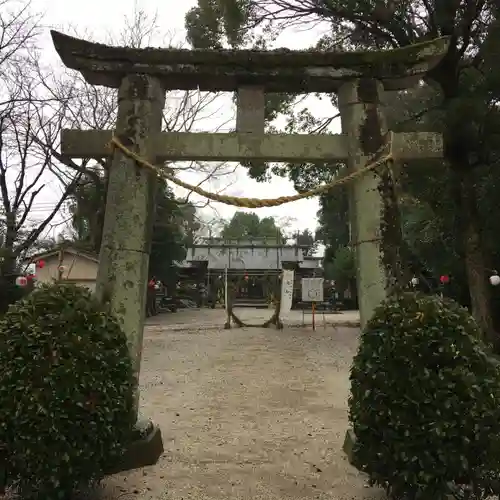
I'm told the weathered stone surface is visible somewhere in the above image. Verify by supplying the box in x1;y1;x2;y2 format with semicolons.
61;129;443;163
338;80;390;330
236;87;265;133
343;428;357;466
236;86;266;172
51;30;450;91
133;415;155;438
94;74;165;413
106;422;164;475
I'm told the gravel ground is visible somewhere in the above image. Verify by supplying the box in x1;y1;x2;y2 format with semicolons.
99;314;386;500
2;310;384;500
145;308;361;331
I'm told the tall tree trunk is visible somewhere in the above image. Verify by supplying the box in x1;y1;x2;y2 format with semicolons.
1;213;18;280
440;69;497;347
0;252;16;281
452;168;496;347
0;217;22;315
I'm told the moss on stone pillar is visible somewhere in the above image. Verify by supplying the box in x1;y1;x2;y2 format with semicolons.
95;74;165;415
338;78;399;329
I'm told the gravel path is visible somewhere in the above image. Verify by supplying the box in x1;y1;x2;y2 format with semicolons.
100;320;386;500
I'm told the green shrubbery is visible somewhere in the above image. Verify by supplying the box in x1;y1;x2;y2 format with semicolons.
349;292;500;499
0;283;135;499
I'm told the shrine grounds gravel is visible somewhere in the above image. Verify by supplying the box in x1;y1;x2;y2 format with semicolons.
98;310;386;500
0;309;384;500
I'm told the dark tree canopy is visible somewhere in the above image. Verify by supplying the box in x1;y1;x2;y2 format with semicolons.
296;228;316;255
69;175;198;282
220;212;285;241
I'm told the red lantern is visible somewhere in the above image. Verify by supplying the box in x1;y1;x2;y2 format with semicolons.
15;276;28;287
36;259;45;269
440;275;450;284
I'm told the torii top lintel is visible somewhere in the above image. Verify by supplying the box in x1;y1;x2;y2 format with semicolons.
50;30;450;93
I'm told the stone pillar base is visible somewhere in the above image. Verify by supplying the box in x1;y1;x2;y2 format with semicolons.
0;420;164;490
342;427;357;466
106;418;164;475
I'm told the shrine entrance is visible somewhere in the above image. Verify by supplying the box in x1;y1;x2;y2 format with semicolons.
51;29;449;470
245;278;263;300
233;273;266;304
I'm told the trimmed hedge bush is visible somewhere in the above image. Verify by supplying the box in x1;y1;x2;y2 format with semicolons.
0;283;135;499
349;292;500;499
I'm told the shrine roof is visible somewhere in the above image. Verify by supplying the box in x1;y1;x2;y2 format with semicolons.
51;31;450;92
187;242;309;249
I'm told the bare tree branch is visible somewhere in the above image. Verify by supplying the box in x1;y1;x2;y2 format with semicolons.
43;6;238;250
0;0;83;275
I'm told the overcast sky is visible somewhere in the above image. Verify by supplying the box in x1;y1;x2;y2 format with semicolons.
29;0;341;242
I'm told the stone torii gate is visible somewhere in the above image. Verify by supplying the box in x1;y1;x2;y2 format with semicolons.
51;30;449;465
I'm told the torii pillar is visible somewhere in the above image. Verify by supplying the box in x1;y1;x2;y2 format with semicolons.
338;79;392;328
97;74;164;387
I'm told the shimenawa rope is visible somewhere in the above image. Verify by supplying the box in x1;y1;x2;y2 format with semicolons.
107;133;394;327
108;133;394;209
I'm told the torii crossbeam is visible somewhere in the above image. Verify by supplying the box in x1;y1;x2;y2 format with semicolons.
61;129;442;163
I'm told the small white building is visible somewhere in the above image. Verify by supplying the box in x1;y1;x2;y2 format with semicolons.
24;247;99;292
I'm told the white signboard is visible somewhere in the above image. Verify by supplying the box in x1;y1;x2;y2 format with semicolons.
280;270;295;314
301;278;324;302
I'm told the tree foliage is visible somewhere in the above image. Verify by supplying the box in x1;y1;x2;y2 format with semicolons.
148;181;199;281
0;283;135;499
296;228;316;255
220;211;285;241
68;175;198;282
